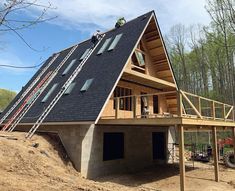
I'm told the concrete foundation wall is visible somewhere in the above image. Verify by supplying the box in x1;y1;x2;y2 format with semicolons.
16;124;176;179
80;125;176;179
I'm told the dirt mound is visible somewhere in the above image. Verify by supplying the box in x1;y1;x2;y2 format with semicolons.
1;132;235;191
0;132;110;191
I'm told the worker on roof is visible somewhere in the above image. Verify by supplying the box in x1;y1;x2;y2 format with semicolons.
115;17;126;28
91;30;102;47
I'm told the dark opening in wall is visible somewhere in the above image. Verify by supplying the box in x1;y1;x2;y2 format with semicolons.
103;132;124;161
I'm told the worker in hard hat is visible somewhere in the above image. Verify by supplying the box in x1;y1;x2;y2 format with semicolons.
91;30;102;46
115;17;126;28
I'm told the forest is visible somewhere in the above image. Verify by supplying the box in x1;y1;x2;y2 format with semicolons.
166;0;235;107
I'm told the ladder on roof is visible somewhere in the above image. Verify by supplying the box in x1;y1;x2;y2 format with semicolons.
25;34;105;139
0;53;60;125
2;44;79;132
2;71;53;131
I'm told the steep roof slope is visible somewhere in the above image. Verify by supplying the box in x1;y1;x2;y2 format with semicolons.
1;11;154;123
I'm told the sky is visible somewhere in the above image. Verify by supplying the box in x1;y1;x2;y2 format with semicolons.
0;0;211;92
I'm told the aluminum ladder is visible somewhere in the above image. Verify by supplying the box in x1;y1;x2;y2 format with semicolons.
4;44;79;132
0;53;60;125
25;34;105;139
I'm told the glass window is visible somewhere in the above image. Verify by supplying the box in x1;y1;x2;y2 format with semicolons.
80;78;94;92
79;48;90;61
135;51;145;66
107;34;123;51
64;82;76;95
62;59;76;76
97;37;113;55
41;83;58;103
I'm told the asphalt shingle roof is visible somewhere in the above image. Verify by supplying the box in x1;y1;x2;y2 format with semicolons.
1;11;154;123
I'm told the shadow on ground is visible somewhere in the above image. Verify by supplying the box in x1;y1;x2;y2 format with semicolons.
96;164;197;187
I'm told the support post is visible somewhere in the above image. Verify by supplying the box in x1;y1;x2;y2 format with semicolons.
115;98;119;119
211;101;215;120
132;96;136;118
196;97;201;115
178;125;185;191
177;91;183;117
212;126;219;182
222;104;226;120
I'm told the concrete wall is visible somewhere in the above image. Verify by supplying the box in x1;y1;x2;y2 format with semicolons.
16;124;176;179
80;125;176;179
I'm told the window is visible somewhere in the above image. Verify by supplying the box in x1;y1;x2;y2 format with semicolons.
41;83;58;103
97;37;113;55
79;48;90;61
64;82;76;95
135;51;145;66
153;95;159;114
113;86;132;111
103;133;124;161
107;33;123;51
80;78;94;92
62;59;76;76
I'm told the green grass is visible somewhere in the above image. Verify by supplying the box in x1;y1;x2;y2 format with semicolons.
0;88;16;111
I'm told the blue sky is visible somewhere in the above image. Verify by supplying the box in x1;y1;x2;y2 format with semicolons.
0;0;211;92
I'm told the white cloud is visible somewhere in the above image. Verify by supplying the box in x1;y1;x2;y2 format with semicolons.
33;0;211;34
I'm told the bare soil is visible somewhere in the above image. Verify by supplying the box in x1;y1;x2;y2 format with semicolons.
0;132;235;191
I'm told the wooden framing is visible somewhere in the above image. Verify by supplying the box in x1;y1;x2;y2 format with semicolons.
96;12;235;191
178;125;185;191
212;126;219;182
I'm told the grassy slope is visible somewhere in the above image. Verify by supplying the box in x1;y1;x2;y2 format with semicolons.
0;88;16;111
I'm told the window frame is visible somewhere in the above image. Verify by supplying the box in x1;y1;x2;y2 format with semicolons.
80;78;94;92
113;86;132;111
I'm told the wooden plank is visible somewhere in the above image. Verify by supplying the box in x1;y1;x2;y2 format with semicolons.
212;126;219;182
132;96;137;118
182;118;235;127
149;46;165;56
115;98;119;119
225;106;234;119
180;91;202;119
177;92;183;117
178;125;186;191
146;38;162;49
123;69;176;88
211;101;215;120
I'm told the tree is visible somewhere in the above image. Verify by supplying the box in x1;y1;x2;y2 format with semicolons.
0;0;55;50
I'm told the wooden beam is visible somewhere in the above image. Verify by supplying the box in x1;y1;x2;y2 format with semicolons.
222;104;226;119
225;106;234;119
178;125;186;191
212;126;219;182
132;96;137;118
115;98;119;119
180;91;203;119
177;91;183;117
123;69;176;88
211;101;215;120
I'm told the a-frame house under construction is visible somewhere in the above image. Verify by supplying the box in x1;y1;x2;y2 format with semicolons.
0;11;235;191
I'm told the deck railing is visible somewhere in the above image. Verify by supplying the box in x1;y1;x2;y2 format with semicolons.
101;90;235;122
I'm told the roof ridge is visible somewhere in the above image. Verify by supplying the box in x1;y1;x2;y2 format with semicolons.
54;11;154;54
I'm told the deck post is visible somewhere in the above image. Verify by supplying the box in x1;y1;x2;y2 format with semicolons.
212;126;219;182
177;91;183;117
211;101;215;120
178;125;185;191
